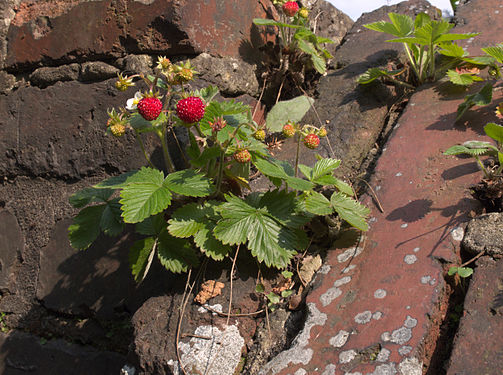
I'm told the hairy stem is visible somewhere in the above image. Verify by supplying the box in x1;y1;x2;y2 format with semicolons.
135;133;155;168
159;127;175;173
294;132;301;177
404;43;420;81
215;150;226;196
475;155;491;179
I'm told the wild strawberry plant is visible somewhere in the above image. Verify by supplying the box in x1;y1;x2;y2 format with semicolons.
357;12;478;87
68;56;369;281
253;0;334;76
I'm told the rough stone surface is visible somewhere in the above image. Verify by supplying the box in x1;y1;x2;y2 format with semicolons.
307;0;353;63
447;257;503;375
0;78;161;179
462;212;503;258
0;330;126;374
0;0;20;69
0;209;23;293
29;63;80;87
192;53;260;96
0;71;17;94
80;61;120;82
5;0;274;72
117;54;154;75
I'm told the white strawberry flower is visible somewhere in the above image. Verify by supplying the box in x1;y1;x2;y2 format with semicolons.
126;91;143;110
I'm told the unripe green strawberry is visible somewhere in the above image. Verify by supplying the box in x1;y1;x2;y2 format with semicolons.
253;129;266;141
176;96;205;124
298;7;309;18
282;122;296;138
303;133;320;149
110;123;126;137
233;149;251;163
282;1;299;17
317;127;327;137
137;97;162;121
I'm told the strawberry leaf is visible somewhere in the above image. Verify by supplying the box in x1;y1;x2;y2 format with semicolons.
265;96;314;132
119;168;172;223
164;169;214;197
157;232;199;273
69;187;114;208
129;237;157;282
484;123;503;144
304;192;333;216
68;205;106;250
213;193;307;268
330;192;370;231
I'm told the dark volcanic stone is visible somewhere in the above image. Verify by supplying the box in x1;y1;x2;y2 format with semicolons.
462;213;503;258
5;0;274;72
0;78;160;179
0;330;126;375
0;209;23;293
29;63;80;87
447;257;503;375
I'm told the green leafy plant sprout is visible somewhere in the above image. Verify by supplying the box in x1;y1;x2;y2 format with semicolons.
68;55;369;283
358;12;478;87
253;0;334;81
444;122;503;180
445;44;503;121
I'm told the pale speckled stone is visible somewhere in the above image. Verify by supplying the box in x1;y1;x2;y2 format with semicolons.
354;310;372;324
381;332;391;342
404;254;417;264
334;276;352;287
329;330;350;348
320;287;343;307
342;264;356;273
398;346;412;356
339;350;357;364
420;276;431;284
391;327;412;345
322;364;337;375
373;311;383;320
398;357;422;375
374;289;387;299
337;246;364;263
404;316;417;329
294;369;307;375
370;363;397;375
376;348;391;362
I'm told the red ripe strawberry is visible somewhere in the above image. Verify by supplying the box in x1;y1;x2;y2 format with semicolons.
303;133;320;149
176;96;205;124
233;149;251;163
282;1;299;17
137;97;162;121
282;122;296;138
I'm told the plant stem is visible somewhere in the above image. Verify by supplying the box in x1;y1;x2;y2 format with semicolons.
403;43;420;81
429;43;435;80
158;127;175;173
387;76;415;89
215;150;225;196
294;132;301;177
475;155;491;179
135;132;155;168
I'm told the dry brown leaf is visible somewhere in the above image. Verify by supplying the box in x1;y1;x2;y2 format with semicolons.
194;280;225;305
299;255;322;285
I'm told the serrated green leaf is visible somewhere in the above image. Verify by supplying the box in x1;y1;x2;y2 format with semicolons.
157;232;199;273
414;12;431;29
198;85;219;103
484;122;503;144
119;168;171;223
69;188;113;208
447;69;482;86
68;205;106;250
310;52;327;74
136;213;166;236
482;45;503;64
357;68;391;85
312;158;341;180
456;83;493;121
94;170;142;190
129;237;156;282
164;169;214;197
364;13;413;37
253;158;314;191
129;113;154;133
282;270;294;278
330;192;370;231
190;146;221;168
193;224;232;261
265;96;314;132
281;290;293;298
333;179;354;196
100;198;124;236
439;42;467;58
168;203;208;238
253;18;301;28
444;145;472;155
213;193;305;268
462;56;496;66
298;164;313;180
304;192;333;216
